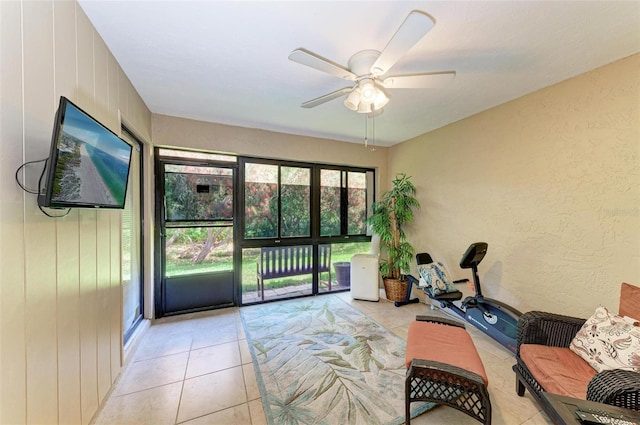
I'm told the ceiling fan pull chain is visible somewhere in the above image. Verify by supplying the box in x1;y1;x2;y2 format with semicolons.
371;108;376;151
364;114;369;147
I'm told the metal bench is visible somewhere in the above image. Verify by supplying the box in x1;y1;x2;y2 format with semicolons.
256;244;332;299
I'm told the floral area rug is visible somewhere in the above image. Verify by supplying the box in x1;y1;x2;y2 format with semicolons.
240;296;434;425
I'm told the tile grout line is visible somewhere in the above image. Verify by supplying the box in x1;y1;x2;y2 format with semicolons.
173;334;194;425
239;338;254;425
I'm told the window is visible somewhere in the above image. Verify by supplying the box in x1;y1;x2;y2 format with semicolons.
320;169;341;236
244;163;278;239
121;129;143;343
154;150;376;308
347;171;368;235
164;164;233;222
281;167;310;237
320;169;373;237
243;162;312;239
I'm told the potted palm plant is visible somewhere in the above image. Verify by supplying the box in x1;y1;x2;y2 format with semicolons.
367;173;420;301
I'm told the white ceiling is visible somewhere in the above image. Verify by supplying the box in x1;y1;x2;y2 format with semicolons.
78;1;640;147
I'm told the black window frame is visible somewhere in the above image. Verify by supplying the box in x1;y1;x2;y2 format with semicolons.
238;158;374;246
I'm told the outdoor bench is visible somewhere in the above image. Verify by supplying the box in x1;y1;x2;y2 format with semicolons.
256;244;332;299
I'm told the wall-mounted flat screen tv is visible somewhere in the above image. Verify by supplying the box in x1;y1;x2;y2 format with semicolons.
39;96;133;209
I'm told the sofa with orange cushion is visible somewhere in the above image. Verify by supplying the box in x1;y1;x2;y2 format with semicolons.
513;282;640;411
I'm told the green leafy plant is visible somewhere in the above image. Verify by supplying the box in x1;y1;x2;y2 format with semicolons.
367;173;420;280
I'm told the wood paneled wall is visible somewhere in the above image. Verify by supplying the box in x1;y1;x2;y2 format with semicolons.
0;1;151;424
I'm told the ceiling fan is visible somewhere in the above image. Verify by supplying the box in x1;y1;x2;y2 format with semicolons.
289;10;456;115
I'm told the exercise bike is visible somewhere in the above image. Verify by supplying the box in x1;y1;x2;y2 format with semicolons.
402;242;522;354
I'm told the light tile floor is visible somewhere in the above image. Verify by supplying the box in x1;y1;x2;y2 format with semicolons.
91;291;553;425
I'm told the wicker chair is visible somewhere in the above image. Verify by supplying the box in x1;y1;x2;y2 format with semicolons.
513;310;640;411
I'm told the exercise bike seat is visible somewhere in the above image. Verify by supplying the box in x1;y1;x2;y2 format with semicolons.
432;290;463;302
415;253;464;302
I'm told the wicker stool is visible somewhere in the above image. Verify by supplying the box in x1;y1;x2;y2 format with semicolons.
405;315;492;425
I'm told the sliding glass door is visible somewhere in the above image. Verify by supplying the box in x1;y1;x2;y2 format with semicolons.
241;162;313;302
239;159;375;304
121;129;143;343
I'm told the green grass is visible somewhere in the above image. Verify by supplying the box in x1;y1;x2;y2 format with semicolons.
165;260;232;276
165;242;371;293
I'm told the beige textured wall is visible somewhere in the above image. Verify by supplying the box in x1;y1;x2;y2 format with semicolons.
390;54;640;318
152;114;389;187
0;1;151;424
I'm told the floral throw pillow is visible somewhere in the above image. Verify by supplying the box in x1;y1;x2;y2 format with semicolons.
417;262;457;297
569;306;640;373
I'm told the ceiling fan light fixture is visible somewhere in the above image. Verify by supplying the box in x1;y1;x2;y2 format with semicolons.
344;89;361;111
357;102;372;114
359;79;376;104
345;81;388;114
373;87;389;110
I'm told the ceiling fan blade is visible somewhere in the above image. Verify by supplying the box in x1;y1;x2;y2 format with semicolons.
381;71;455;89
371;10;435;77
301;87;353;108
289;48;357;81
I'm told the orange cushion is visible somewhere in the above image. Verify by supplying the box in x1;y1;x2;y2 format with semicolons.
406;321;489;386
520;344;597;399
619;282;640;320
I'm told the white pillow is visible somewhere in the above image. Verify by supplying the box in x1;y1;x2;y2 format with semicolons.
569;306;640;373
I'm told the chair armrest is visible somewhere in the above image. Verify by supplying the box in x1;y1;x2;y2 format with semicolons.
416;315;466;329
587;369;640;411
517;311;585;354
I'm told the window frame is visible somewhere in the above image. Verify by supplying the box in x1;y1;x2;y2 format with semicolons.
315;165;374;242
239;158;374;247
121;127;144;344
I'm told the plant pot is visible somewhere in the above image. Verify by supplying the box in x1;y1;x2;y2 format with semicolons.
383;277;409;302
333;262;351;287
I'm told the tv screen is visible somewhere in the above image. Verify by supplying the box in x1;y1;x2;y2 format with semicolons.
39;97;133;209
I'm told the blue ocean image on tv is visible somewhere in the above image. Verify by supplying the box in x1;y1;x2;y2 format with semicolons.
51;102;131;206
